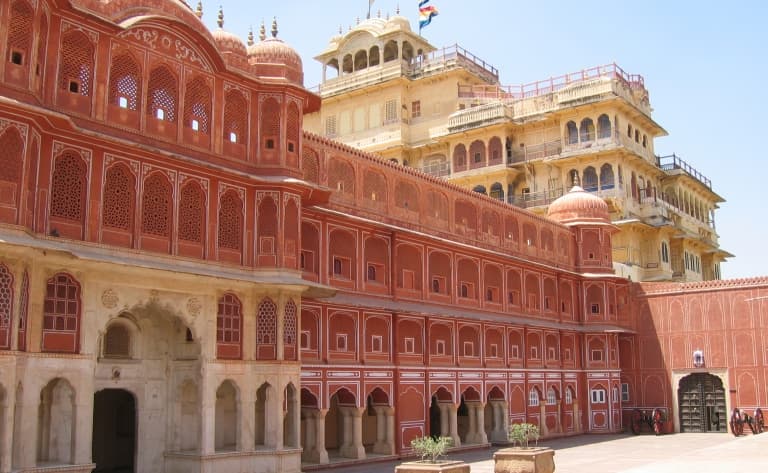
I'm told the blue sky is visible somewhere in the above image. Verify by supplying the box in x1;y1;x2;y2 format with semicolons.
207;0;768;279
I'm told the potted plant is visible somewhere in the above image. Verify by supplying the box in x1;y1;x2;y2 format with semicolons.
394;436;469;473
493;423;555;473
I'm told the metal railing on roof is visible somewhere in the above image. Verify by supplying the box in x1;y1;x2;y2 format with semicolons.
656;154;712;189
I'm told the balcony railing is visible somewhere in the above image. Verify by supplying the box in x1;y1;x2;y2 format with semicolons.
509;139;562;163
458;63;645;101
507;188;565;209
410;44;499;83
657;154;712;189
447;102;512;132
421;160;451;178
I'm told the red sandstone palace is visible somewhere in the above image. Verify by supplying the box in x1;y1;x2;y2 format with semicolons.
0;2;765;473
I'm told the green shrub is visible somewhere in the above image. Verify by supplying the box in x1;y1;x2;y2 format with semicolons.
507;423;540;448
410;436;453;463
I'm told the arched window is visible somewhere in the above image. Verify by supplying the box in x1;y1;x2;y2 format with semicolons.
178;182;205;243
50;151;87;224
580;118;595;142
218;190;243;251
547;387;557;405
108;53;142;110
18;270;29;351
342;54;353;74
528;388;540;407
302;148;320;183
472;185;487;195
0;263;14;350
566;121;578;144
141;173;172;237
354;50;367;70
0;127;25;212
597;114;611;139
661;241;669;263
103;324;131;358
261;98;280;153
256;298;277;359
147;65;178;122
489;182;504;201
35;13;49;91
369;45;380;66
565;387;574;405
286;102;300;160
184;76;211;134
7;1;34;68
599;164;614;190
383;40;398;62
223;89;247;146
469;140;486;166
58;30;94;96
216;293;242;359
102;164;135;231
42;273;81;353
582;166;598;192
402;41;414;62
453;144;467;169
284;299;297;360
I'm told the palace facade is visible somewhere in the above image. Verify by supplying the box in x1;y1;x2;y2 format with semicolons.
303;13;731;283
0;2;764;473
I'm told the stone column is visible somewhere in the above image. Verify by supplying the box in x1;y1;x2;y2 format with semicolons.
275;392;286;451
385;407;396;455
301;409;315;461
200;371;216;455
315;409;329;464
574;401;581;433
476;403;488;444
466;402;477;443
0;386;14;472
448;404;461;447
351;407;366;459
73;376;95;465
13;384;36;469
373;406;387;454
540;404;548;437
439;404;449;437
373;406;395;455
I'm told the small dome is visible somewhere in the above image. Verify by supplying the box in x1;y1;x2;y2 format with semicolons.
248;19;303;85
547;186;610;224
212;8;246;57
387;15;412;32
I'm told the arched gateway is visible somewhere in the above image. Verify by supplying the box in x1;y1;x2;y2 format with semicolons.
678;373;726;432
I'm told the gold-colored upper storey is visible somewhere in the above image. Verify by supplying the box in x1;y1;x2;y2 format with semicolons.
304;15;730;283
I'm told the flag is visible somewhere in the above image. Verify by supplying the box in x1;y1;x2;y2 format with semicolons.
419;1;439;32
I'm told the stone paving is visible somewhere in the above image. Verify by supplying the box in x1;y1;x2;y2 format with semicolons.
320;433;768;473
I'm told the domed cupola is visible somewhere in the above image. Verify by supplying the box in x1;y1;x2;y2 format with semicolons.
248;19;304;85
547;185;611;226
211;7;247;58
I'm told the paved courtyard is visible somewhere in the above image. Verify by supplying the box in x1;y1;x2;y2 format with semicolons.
322;433;768;473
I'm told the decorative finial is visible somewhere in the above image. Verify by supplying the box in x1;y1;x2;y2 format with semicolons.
386;12;390;20
271;17;278;38
259;21;266;41
338;25;343;35
378;9;382;18
396;4;400;15
247;26;254;46
356;16;360;25
195;1;203;19
571;170;580;187
217;5;223;29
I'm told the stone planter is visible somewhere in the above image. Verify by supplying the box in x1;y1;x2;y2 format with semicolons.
493;447;555;473
395;459;470;473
